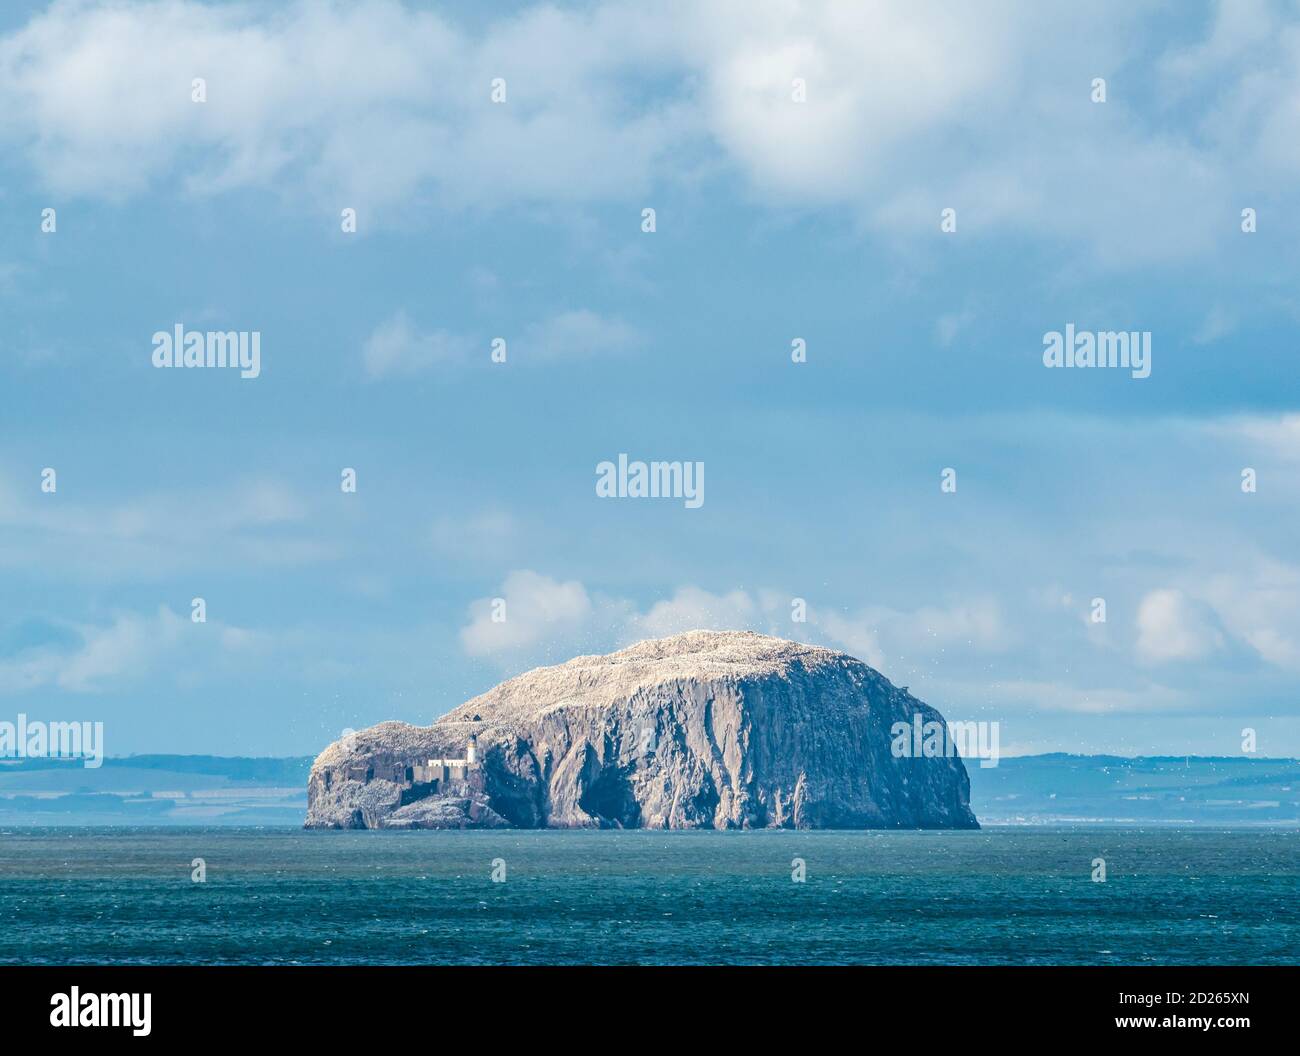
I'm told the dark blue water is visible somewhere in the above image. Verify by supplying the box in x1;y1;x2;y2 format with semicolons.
1;827;1295;964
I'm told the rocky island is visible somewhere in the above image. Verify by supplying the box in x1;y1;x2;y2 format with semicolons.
305;630;979;830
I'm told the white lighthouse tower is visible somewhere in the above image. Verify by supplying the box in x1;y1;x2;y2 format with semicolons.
467;733;479;766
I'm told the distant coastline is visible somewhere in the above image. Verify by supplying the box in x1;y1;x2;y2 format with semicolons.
1;752;1296;828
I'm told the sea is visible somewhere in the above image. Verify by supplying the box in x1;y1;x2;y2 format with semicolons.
1;827;1295;965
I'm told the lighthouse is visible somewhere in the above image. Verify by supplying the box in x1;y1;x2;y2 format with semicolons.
467;733;479;766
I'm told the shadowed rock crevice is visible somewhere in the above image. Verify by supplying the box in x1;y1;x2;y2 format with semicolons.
305;630;979;830
578;757;642;829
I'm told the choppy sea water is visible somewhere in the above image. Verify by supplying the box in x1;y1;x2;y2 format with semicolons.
0;827;1295;965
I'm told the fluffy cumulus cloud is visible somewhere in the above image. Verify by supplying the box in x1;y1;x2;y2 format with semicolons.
1192;561;1300;671
459;569;597;657
624;586;772;641
679;0;1291;262
1136;588;1225;664
1;0;1298;260
460;557;1300;719
685;0;1013;201
0;0;694;210
461;580;790;664
362;313;474;377
0;602;357;702
0;603;192;691
460;574;1015;678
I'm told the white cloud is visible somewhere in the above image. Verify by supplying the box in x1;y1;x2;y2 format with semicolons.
1135;588;1224;664
460;570;595;657
363;308;637;375
460;578;787;665
0;606;186;693
1212;413;1300;461
1161;0;1300;174
816;598;1012;671
61;606;187;691
814;612;887;671
625;586;766;641
460;573;1013;679
0;0;692;212
519;310;640;362
684;1;1020;203
362;312;474;377
455;572;1247;724
0;0;1292;264
675;0;1242;263
1157;0;1278;85
0;604;448;698
1200;562;1300;670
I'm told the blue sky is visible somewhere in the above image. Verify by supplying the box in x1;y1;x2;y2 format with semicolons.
1;0;1299;757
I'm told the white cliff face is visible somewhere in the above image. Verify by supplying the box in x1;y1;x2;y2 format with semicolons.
306;631;979;830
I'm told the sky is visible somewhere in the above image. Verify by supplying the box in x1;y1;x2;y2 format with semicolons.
1;0;1298;758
